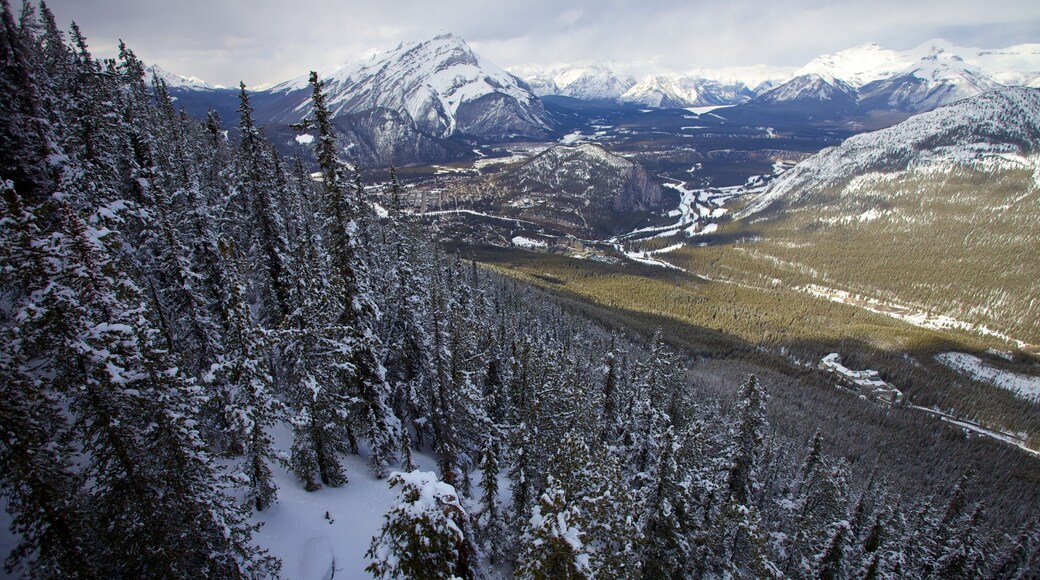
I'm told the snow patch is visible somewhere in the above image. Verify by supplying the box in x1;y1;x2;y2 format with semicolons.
511;236;548;249
936;352;1040;402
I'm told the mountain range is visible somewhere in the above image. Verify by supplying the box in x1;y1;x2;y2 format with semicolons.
521;39;1040;111
155;34;1040;168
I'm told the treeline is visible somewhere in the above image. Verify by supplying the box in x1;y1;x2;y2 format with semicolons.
1;2;1039;578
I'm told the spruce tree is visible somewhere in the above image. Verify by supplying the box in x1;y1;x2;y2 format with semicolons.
367;471;478;579
304;71;399;478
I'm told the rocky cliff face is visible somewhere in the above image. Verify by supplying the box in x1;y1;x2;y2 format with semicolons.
499;143;663;235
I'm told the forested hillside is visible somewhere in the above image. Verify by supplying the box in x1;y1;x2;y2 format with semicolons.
1;2;1038;578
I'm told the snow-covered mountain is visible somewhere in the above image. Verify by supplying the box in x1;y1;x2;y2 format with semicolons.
736;86;1040;344
740;87;1040;216
515;39;1040;113
754;73;857;105
857;50;1001;112
259;33;550;140
146;65;223;90
795;43;908;88
512;64;637;100
619;75;753;108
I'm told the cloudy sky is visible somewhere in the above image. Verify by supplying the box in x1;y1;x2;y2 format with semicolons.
45;0;1040;87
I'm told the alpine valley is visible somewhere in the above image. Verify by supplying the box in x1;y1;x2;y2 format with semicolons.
3;4;1040;579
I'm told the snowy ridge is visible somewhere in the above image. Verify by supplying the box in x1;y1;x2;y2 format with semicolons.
756;73;856;103
619;74;753;108
515;62;783;108
146;64;222;90
509;63;637;100
512;39;1040;110
857;49;1001;112
796;43;909;88
740;87;1040;216
265;33;549;138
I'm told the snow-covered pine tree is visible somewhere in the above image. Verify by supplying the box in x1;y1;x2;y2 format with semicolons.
706;374;774;578
304;71;399;478
514;476;591;579
205;239;282;511
0;12;277;575
0;181;98;578
236;83;292;325
517;430;640;578
642;424;710;579
477;433;508;565
366;471;479;579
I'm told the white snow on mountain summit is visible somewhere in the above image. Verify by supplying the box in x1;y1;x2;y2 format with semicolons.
509;63;636;101
858;50;1002;112
514;39;1040;110
619;74;754;108
796;43;908;88
146;65;223;90
266;33;549;138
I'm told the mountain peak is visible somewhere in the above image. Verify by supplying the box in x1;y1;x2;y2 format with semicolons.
146;64;221;90
262;32;548;140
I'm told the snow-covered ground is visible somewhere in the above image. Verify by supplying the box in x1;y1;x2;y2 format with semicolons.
613;243;687;271
935;352;1040;402
684;105;734;115
249;424;494;580
511;236;548;249
421;208;540;226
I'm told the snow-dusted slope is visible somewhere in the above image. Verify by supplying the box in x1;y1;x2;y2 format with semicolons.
551;64;636;100
500;143;663;235
263;33;550;139
516;64;777;108
795;39;1040;90
858;49;1001;112
740;87;1040;216
755;73;857;105
510;143;662;211
922;40;1040;86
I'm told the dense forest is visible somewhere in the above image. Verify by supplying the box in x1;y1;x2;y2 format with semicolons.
1;1;1038;578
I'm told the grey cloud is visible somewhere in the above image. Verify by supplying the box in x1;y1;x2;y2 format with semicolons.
44;0;1040;87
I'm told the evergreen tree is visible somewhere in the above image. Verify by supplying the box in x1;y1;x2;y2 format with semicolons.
304;71;399;477
727;374;767;507
515;477;591;580
366;471;478;579
205;239;282;511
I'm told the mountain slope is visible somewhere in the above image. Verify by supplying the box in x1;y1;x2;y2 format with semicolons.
257;33;550;140
743;87;1040;215
796;43;908;88
737;87;1040;343
857;50;1001;112
535;64;638;100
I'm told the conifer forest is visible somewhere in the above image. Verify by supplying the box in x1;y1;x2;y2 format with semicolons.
1;2;1039;578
